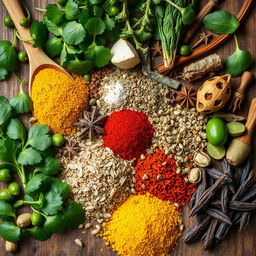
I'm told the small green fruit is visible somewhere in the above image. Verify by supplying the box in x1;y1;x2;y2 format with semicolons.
206;118;228;146
0;169;11;182
227;121;246;137
207;143;226;160
52;134;64;147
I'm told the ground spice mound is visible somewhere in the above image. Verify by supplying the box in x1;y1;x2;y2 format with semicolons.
102;193;182;256
102;110;154;160
58;138;135;219
135;149;196;206
32;68;89;135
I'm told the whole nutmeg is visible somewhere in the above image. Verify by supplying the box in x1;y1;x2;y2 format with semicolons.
188;168;202;184
5;241;18;252
16;213;32;228
194;151;211;167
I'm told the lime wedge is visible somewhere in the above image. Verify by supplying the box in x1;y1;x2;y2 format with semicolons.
207;143;226;160
227;121;246;137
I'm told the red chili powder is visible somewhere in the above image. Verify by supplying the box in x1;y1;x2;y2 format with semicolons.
102;109;154;160
134;149;196;206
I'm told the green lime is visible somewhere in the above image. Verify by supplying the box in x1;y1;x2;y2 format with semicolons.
20;17;30;27
52;134;64;147
0;169;11;182
18;51;28;63
8;182;20;196
179;45;191;56
227;121;246;137
207;143;226;160
0;189;13;201
83;74;91;82
109;6;119;16
206;118;228;146
4;16;14;28
31;212;43;226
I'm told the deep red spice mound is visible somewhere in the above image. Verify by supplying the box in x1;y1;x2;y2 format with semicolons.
102;109;154;160
134;149;196;206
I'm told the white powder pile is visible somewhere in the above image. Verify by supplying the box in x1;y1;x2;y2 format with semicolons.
103;81;127;107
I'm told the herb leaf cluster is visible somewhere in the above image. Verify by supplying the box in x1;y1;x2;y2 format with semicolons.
0;92;85;243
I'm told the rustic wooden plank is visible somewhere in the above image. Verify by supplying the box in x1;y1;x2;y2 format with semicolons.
0;0;255;255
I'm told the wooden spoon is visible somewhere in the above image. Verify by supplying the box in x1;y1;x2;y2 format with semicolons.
1;0;72;95
226;98;256;166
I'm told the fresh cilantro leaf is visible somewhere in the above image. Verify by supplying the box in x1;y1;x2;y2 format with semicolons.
49;178;70;201
0;68;8;81
44;215;65;234
43;16;65;36
66;58;93;75
0;100;12;126
35;157;60;176
64;0;80;21
0;40;18;71
24;174;49;194
85;44;111;68
86;17;106;36
6;118;26;143
27;125;52;151
44;36;63;58
63;202;85;229
30;21;48;48
93;6;103;17
0;96;9;104
66;45;82;54
0;138;20;164
104;15;115;31
0;201;16;221
63;21;87;45
60;45;68;66
41;191;63;215
0;221;21;242
18;147;42;165
45;4;64;25
79;8;90;28
10;82;33;114
103;23;121;42
29;226;52;241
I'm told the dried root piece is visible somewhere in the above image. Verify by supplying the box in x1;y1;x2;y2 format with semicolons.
179;54;222;82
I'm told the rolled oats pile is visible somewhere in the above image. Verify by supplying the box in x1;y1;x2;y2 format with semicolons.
58;138;135;220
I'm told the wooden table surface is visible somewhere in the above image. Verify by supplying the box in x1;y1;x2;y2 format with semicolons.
0;0;256;256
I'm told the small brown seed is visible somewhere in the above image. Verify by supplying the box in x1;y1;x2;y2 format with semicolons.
179;224;184;231
5;241;18;252
78;224;84;229
157;174;162;181
174;203;180;209
141;183;146;189
16;213;32;228
142;174;149;181
84;223;92;229
188;168;201;184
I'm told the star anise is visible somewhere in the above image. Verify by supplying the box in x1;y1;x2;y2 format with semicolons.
150;40;162;57
176;86;197;109
74;107;107;141
62;140;80;160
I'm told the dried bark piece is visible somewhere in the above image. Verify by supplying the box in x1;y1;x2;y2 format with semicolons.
183;216;212;244
190;175;227;217
204;208;232;225
179;54;222;82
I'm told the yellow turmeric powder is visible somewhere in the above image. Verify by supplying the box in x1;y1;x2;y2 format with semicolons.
102;193;182;256
31;68;89;135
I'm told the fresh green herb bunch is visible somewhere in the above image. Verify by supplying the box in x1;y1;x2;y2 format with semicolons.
0;92;85;243
154;0;196;68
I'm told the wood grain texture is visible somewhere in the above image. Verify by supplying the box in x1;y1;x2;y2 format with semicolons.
0;0;255;256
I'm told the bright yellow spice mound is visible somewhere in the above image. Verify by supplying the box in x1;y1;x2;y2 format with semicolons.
31;68;89;135
102;193;182;256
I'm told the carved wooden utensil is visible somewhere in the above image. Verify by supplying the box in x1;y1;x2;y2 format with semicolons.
156;0;255;74
1;0;72;95
229;71;254;113
226;98;256;166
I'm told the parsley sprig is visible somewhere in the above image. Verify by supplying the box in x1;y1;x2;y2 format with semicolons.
0;92;85;243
